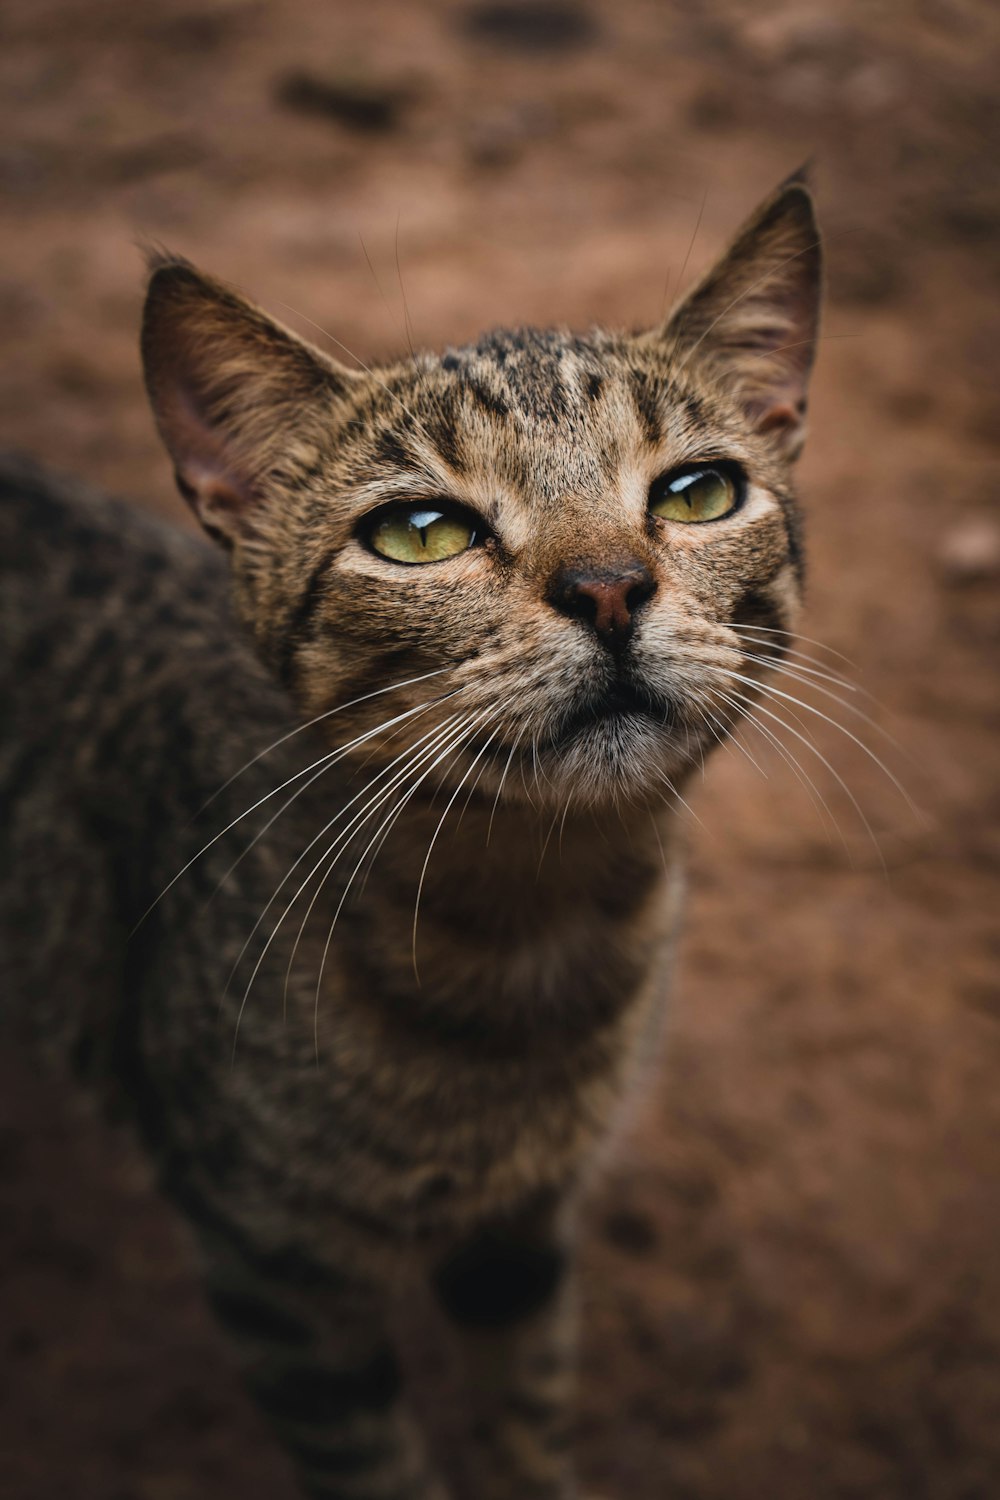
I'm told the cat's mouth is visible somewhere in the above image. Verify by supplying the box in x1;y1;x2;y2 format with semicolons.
545;679;675;750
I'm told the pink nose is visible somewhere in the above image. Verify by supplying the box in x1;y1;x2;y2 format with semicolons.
546;561;657;650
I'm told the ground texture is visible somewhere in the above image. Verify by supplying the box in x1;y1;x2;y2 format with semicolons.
1;1;999;1497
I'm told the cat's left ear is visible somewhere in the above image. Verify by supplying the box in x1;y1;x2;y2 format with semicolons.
141;256;359;544
647;173;823;462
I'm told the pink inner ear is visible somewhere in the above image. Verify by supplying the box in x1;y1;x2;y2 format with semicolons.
178;460;251;518
757;400;803;436
161;382;258;528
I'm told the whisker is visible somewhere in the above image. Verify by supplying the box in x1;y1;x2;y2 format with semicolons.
394;210;417;364
358;230;408;351
536;804;562;879
131;699;431;938
199;666;452;814
717;667;919;817
453;736;502;838
411;713;504;981
651;764;709;837
712;684;846;853
648;808;670;879
728;622;857;670
557;795;573;859
209;692;451;907
276;301;435;453
702;701;769;779
487;729;524;846
675;185;709;301
277;710;472;1022
207;756;339;909
226;705;467;1035
729;638;862;693
747;332;860;361
671;225;862;384
311;706;498;1049
712;678;885;870
736;652;917;769
354;710;494;896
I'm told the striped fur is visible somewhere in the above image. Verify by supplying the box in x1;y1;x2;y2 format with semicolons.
0;178;822;1496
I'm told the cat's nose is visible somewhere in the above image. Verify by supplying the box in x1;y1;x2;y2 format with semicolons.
546;560;658;650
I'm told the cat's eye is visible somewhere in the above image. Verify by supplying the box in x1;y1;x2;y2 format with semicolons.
364;503;478;565
649;465;740;525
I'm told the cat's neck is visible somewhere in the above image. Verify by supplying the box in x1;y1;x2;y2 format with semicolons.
349;784;685;949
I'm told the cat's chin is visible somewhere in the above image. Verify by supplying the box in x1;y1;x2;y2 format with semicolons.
523;714;698;811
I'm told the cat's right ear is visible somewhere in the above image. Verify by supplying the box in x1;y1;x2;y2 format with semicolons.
141;257;358;544
644;174;823;462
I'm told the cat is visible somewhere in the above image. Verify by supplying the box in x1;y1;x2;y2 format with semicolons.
0;172;821;1499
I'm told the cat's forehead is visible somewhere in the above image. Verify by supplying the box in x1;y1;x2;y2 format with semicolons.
358;326;741;515
446;327;612;425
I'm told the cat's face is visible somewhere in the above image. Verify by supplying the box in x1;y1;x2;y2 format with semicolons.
142;177;821;810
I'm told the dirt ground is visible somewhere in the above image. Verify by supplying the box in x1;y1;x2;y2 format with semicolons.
1;1;999;1497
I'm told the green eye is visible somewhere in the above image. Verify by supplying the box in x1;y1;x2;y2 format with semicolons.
367;505;478;565
650;466;739;524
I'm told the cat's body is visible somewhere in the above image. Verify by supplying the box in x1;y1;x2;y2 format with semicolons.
0;178;821;1497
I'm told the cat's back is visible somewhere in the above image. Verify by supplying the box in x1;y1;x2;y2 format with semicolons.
0;453;292;773
0;453;222;707
0;456;293;1056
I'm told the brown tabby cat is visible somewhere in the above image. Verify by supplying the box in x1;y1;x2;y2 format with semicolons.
0;173;821;1498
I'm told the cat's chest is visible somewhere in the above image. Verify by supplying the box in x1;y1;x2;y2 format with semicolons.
304;896;672;1226
304;987;659;1247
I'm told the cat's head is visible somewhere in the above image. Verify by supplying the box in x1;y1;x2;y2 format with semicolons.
141;175;821;810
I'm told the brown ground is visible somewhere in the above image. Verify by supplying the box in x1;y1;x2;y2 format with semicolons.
2;2;999;1497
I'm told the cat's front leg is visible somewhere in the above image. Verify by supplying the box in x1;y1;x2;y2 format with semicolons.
195;1225;450;1499
432;1197;579;1500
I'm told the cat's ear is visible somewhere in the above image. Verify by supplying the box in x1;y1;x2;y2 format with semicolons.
141;256;359;543
651;173;822;461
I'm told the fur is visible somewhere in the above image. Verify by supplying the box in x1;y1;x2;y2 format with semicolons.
0;176;821;1498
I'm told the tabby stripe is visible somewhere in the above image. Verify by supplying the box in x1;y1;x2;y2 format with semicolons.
631;370;662;447
289;1435;398;1479
466;378;510;419
468;1427;567;1500
206;1282;315;1349
425;412;466;474
0;744;52;819
731;582;786;636
168;1171;407;1268
291;1421;441;1500
278;550;335;689
301;1469;436;1500
770;490;804;580
250;1348;402;1423
503;1391;569;1427
373;429;417;469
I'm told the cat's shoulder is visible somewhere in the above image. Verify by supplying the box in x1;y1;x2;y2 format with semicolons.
0;451;214;584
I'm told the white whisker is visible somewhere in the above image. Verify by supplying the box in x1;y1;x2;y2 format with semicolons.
718;667;919;818
132;694;448;937
311;706;498;1048
713;678;885;870
712;684;846;853
487;729;524;846
728;622;857;670
279;710;472;1024
224;701;467;1050
411;713;504;980
198;666;452;813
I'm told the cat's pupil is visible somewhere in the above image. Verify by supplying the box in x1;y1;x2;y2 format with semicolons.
411;510;440;537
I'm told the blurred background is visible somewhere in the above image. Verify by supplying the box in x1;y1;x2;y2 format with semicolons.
1;1;998;1496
